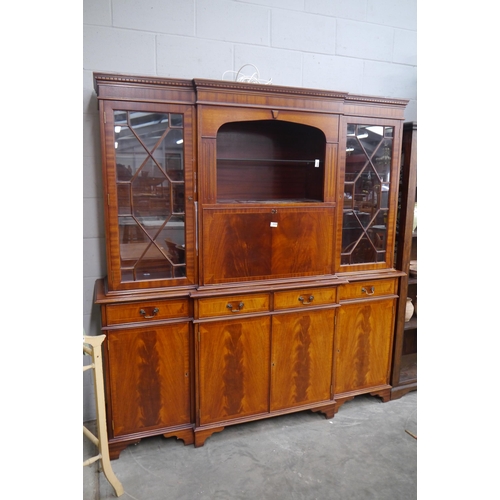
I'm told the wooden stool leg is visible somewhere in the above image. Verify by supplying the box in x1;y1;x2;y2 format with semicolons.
84;334;124;497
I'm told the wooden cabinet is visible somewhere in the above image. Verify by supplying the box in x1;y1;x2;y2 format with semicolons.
93;73;409;457
391;122;418;399
337;118;401;272
96;80;197;292
334;281;398;408
95;285;195;459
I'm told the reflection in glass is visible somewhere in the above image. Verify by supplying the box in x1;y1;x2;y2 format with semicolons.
341;124;394;265
114;110;186;282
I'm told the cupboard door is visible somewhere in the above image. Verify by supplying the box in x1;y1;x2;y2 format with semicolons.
334;299;395;394
102;100;196;291
198;317;271;425
202;210;272;283
271;310;334;411
271;208;334;276
202;207;334;284
106;323;191;437
338;118;401;272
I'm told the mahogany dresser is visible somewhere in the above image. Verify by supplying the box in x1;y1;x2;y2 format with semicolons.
93;73;408;458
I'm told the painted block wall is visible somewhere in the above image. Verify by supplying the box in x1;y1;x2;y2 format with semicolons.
83;0;417;421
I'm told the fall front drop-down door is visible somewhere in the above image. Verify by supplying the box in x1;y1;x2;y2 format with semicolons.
202;206;334;284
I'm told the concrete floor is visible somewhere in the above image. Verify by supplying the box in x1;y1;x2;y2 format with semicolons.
84;391;417;500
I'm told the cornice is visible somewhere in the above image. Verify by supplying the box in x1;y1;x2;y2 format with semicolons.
93;72;409;108
193;78;348;100
346;93;409;107
93;72;194;92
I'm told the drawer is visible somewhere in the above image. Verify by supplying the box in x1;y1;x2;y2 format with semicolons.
339;279;397;301
198;293;270;318
274;287;336;310
105;298;190;325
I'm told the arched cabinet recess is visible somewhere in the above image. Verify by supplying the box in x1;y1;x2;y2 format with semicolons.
93;73;408;458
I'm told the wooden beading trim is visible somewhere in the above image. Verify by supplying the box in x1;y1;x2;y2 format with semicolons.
93;72;193;89
193;78;348;100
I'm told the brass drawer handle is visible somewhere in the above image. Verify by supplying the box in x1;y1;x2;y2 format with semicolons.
361;286;375;295
227;302;244;312
139;307;159;319
298;295;314;305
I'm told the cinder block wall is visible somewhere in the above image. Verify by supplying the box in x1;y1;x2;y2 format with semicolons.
83;0;417;420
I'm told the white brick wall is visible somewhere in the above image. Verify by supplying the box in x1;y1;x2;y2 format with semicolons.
82;0;417;421
271;9;337;54
197;0;270;44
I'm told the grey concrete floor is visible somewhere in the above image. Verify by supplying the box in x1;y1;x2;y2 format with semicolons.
84;392;417;500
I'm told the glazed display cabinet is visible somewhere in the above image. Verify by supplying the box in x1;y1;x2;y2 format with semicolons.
391;122;417;399
93;73;408;458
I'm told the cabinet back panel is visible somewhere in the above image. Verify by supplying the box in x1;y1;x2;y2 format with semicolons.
217;163;323;202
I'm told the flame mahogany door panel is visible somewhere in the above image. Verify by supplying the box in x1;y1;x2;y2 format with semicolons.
201;210;272;283
106;323;191;437
271;208;334;277
198;316;271;425
271;309;335;411
201;207;334;284
334;299;395;395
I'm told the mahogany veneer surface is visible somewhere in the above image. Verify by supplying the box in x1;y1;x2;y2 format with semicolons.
93;73;408;456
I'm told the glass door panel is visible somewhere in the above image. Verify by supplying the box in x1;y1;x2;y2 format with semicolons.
341;124;394;265
113;110;186;281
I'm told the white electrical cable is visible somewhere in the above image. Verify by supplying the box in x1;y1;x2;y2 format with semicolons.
222;64;272;85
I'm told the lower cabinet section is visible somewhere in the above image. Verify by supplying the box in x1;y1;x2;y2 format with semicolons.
194;303;338;447
197;310;335;426
97;278;398;458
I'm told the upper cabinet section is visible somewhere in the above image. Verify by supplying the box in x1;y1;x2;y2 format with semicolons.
94;73;408;292
337;117;403;273
194;79;347;207
94;75;196;292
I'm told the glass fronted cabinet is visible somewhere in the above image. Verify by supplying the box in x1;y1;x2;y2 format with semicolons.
338;118;401;272
100;100;196;291
391;122;417;399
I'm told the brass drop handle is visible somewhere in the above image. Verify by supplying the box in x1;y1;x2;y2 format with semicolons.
298;295;314;305
139;307;159;319
361;286;375;295
227;302;244;312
